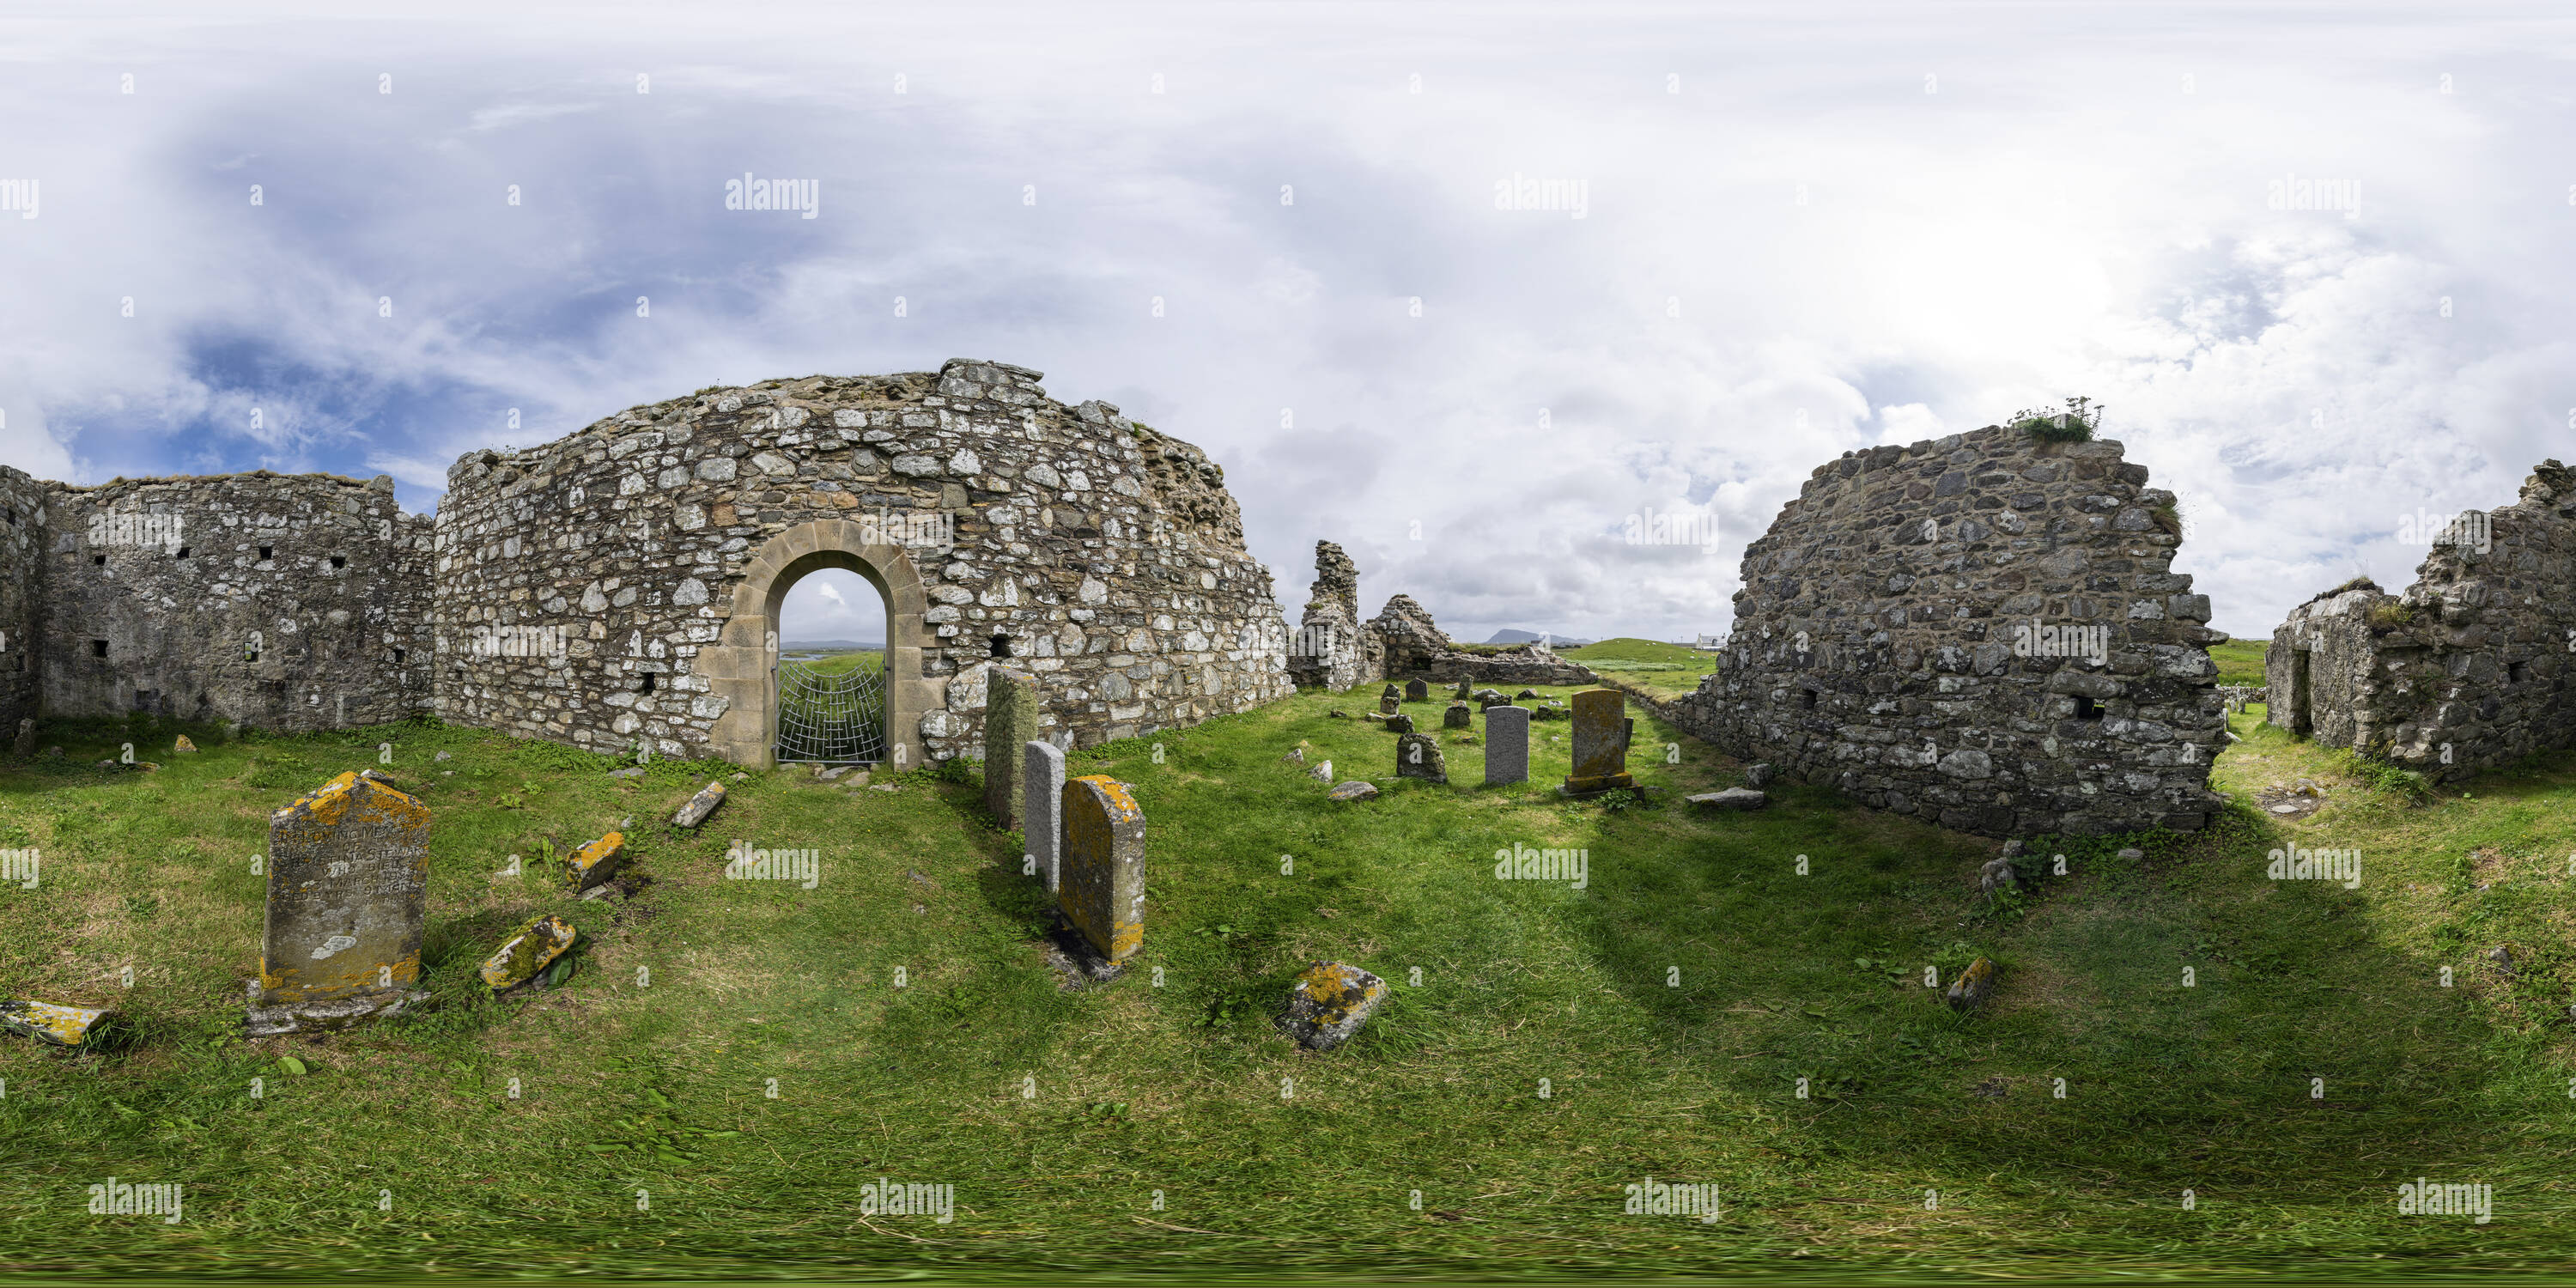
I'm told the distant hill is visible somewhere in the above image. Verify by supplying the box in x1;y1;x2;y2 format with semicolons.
1485;629;1594;647
782;639;884;651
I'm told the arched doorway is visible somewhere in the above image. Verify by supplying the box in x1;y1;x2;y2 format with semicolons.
775;568;890;764
698;519;939;770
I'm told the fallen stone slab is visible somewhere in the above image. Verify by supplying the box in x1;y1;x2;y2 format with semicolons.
1327;781;1379;801
1946;957;1998;1012
244;990;428;1038
0;998;112;1047
1686;788;1767;811
1281;962;1389;1051
565;833;626;893
480;914;578;993
609;767;646;780
1383;714;1415;734
671;781;726;828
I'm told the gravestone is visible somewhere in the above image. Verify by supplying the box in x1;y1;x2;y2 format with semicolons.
1404;678;1429;702
565;832;625;893
1395;732;1446;783
1059;775;1145;962
9;719;31;759
671;781;726;828
1024;739;1066;891
1455;678;1472;698
1382;683;1400;700
1281;962;1388;1050
1384;713;1415;734
1443;702;1472;729
984;668;1039;829
1484;705;1530;786
1379;694;1400;715
1560;689;1635;797
246;772;431;1036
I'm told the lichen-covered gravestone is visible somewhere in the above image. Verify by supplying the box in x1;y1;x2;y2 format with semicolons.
1378;694;1400;715
1404;678;1429;702
984;668;1039;829
1560;689;1635;797
1059;775;1145;963
246;772;431;1036
1485;705;1530;786
1395;732;1447;783
1023;739;1066;890
1443;702;1472;729
1281;962;1388;1050
671;780;726;828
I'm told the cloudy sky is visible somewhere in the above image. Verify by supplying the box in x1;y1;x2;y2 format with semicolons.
3;2;2569;644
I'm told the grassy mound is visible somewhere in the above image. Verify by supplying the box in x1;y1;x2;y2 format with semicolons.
1;690;2572;1276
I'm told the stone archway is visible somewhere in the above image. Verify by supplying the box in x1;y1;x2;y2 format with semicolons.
697;519;939;770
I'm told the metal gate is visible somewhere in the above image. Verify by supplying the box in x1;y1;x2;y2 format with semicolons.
775;655;888;764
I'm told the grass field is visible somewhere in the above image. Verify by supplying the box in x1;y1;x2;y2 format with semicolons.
1560;637;1722;700
2;681;2573;1279
2209;638;2269;688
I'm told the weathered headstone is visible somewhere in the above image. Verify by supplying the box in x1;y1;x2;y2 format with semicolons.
1382;683;1400;700
9;719;32;758
1560;689;1635;797
1059;775;1145;962
672;780;726;828
1443;702;1472;729
984;668;1039;829
1455;678;1472;699
1404;678;1429;702
247;772;431;1036
1484;705;1529;786
1946;957;1998;1012
1395;732;1446;783
1384;713;1415;734
1378;694;1400;715
1024;739;1066;891
1281;962;1388;1050
566;832;625;893
0;999;112;1047
479;914;576;992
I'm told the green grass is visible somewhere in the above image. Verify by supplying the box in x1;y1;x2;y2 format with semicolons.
2;690;2573;1278
1561;637;1721;699
2209;639;2269;689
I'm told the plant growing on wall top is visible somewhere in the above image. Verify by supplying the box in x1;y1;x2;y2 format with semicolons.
2008;396;2102;442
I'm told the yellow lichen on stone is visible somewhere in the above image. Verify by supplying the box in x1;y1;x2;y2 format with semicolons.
0;999;112;1046
479;914;576;992
566;832;625;890
1078;775;1143;823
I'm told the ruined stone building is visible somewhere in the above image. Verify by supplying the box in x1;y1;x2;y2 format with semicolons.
1279;542;1596;691
1660;426;2226;839
2268;459;2576;781
1;360;1294;769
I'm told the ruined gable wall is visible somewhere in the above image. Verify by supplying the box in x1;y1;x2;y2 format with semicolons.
38;472;431;729
0;465;46;736
2269;461;2576;780
1663;426;2225;839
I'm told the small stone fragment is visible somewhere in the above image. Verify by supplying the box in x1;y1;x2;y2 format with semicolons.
1742;762;1774;788
566;832;626;893
1327;781;1379;801
480;914;577;992
1384;714;1415;734
1309;760;1333;781
1280;746;1305;765
1327;709;1350;719
2116;847;2145;861
1516;689;1539;700
0;998;112;1047
1281;961;1388;1051
173;735;198;754
672;781;726;828
1686;788;1767;811
1946;957;1998;1012
434;750;452;762
609;767;646;780
1978;856;2017;896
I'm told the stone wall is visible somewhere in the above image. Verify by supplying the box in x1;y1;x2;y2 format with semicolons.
1662;426;2225;838
2267;460;2576;781
431;359;1294;766
1285;540;1371;691
37;472;431;730
0;465;46;737
1365;594;1598;686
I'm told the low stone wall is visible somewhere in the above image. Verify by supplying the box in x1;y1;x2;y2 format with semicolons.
2268;461;2576;781
1366;594;1598;687
1662;426;2225;838
38;472;430;730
